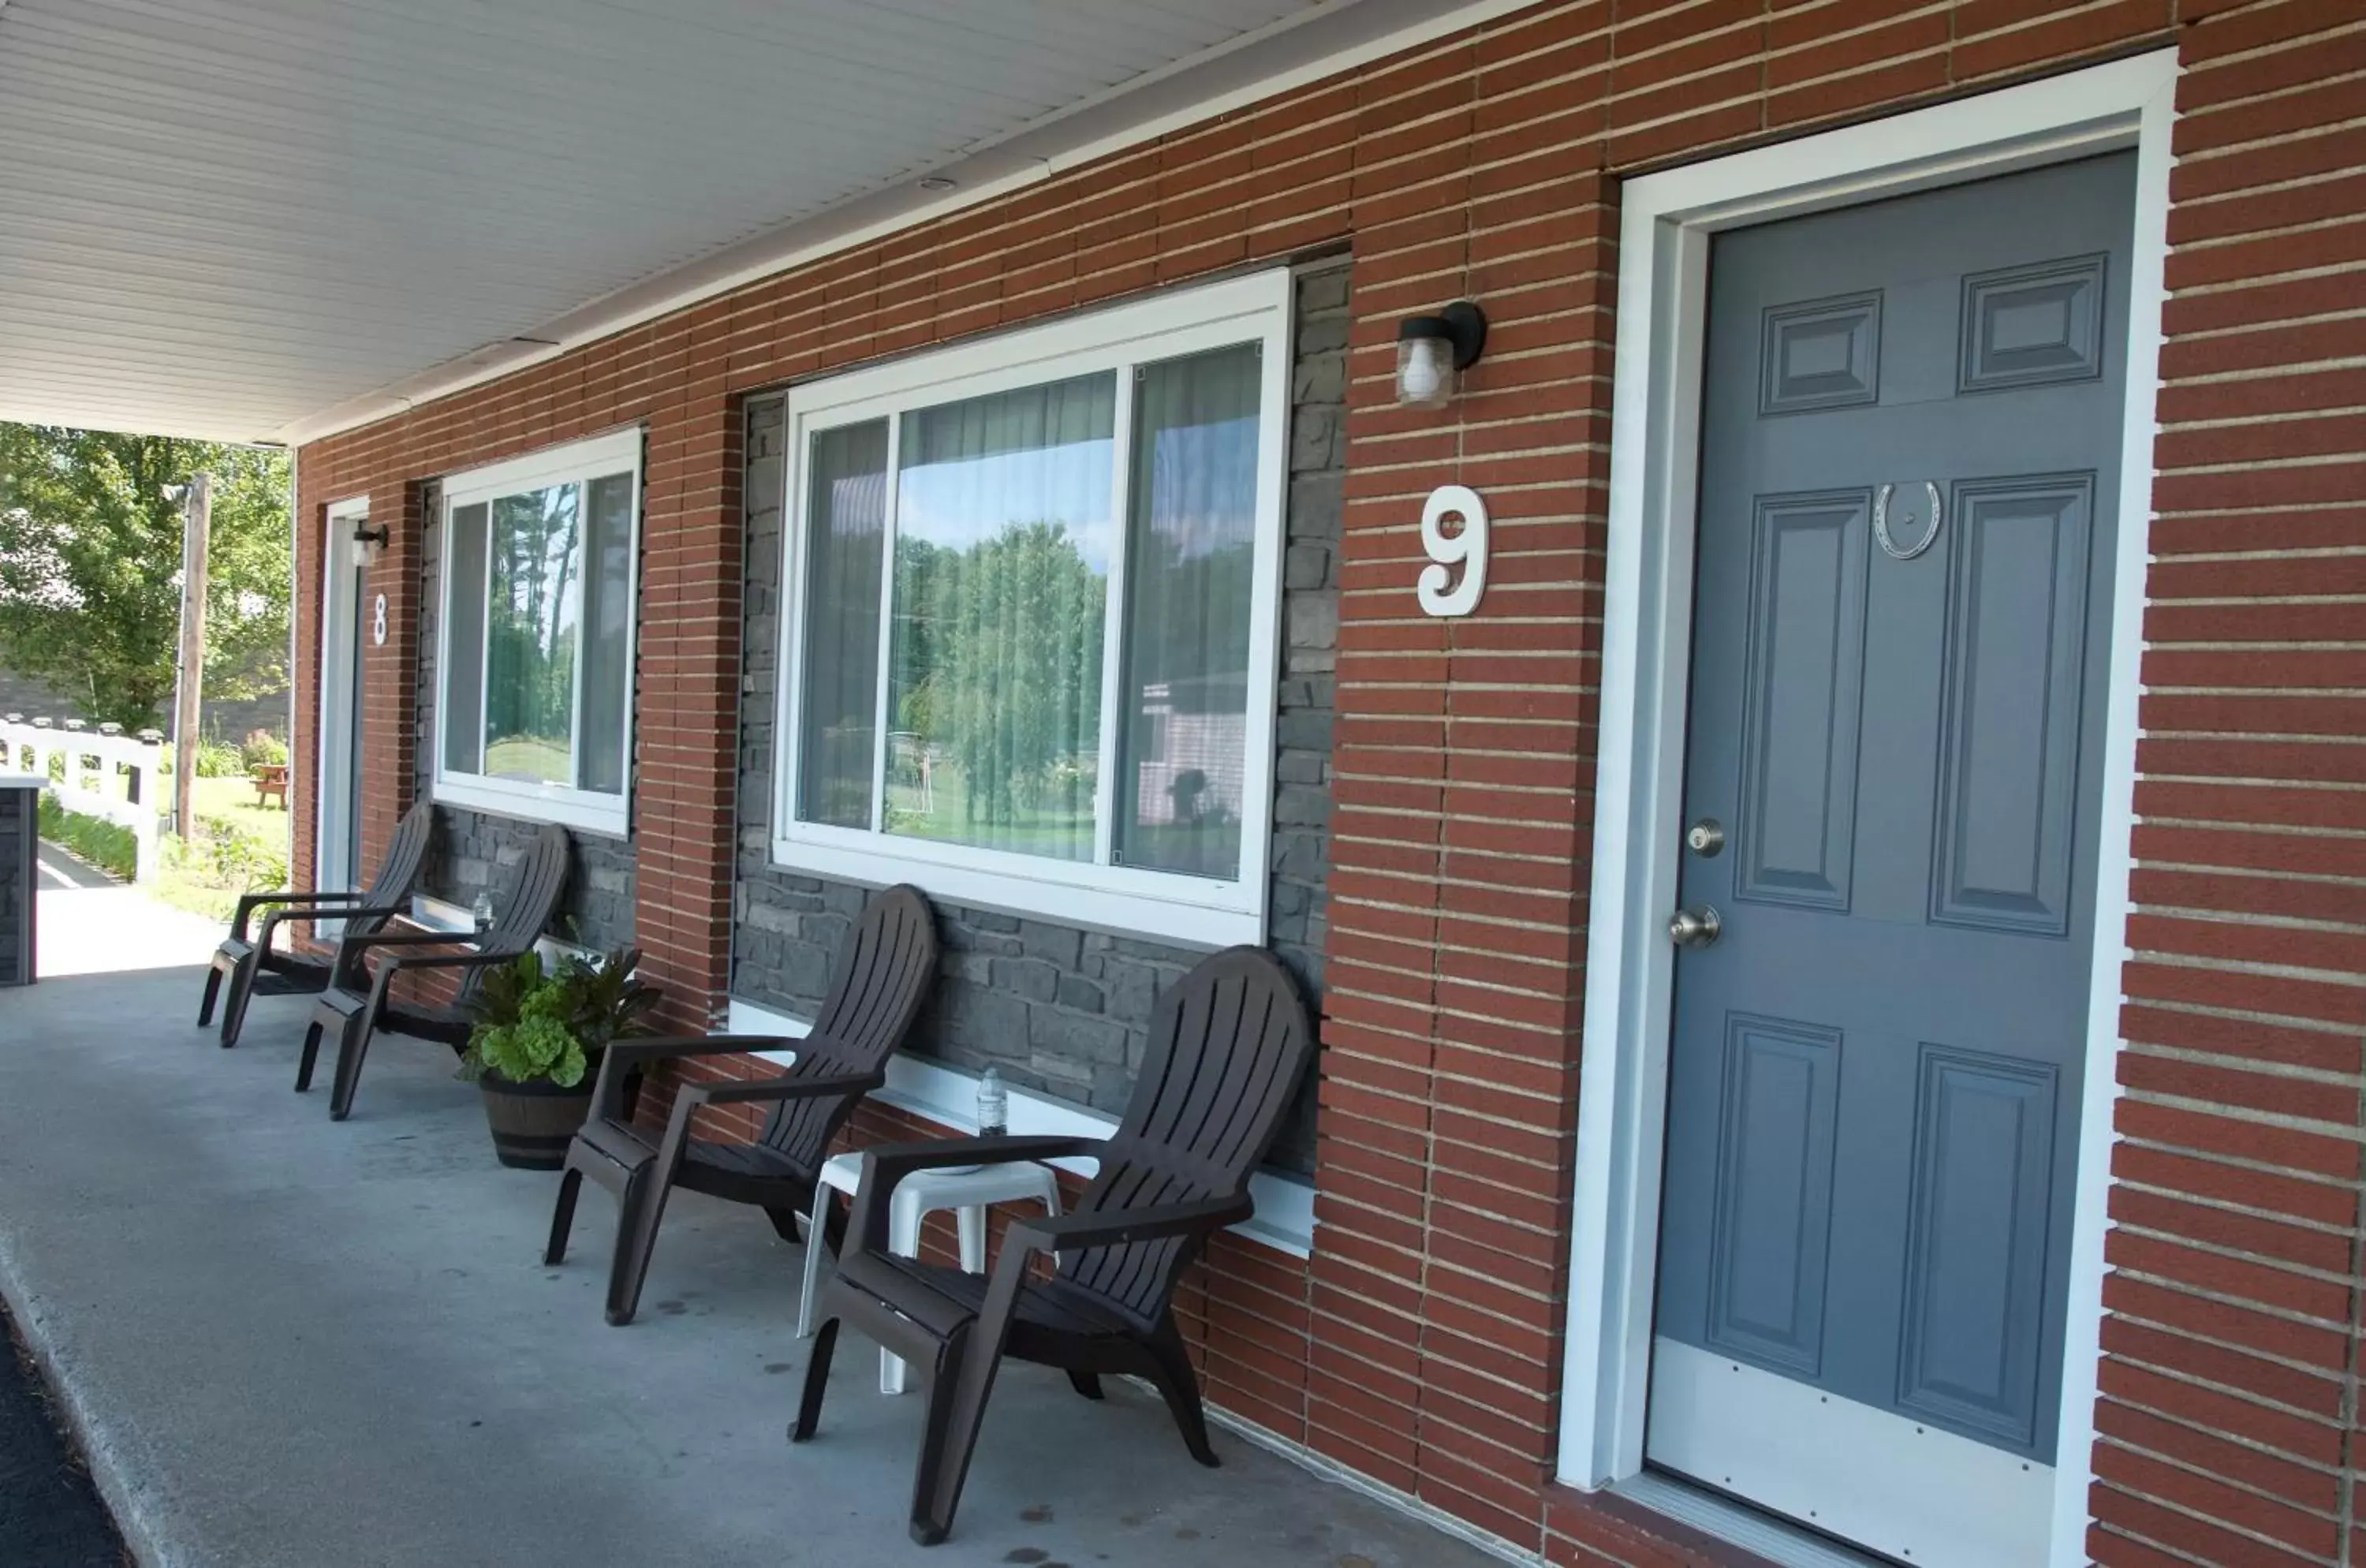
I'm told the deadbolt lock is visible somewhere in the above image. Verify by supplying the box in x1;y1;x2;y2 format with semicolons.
1685;818;1725;857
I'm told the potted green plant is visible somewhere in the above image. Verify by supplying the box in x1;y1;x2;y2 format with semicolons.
462;946;660;1170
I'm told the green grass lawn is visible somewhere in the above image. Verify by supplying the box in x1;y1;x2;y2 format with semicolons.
154;774;293;921
193;774;290;845
485;735;570;785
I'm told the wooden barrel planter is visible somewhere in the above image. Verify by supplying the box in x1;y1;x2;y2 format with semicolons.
479;1076;595;1170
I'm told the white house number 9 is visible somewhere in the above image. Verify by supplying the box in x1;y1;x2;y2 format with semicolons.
371;593;388;647
1416;483;1488;618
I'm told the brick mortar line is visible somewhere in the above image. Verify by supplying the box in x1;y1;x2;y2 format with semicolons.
2137;831;2366;857
2091;1517;2297;1568
2145;643;2366;652
2148;547;2366;565
1601;11;1770;80
1307;1310;1556;1406
1763;1;1956;66
2125;948;2366;988
1764;43;1954;104
1333;912;1580;946
2163;397;2366;425
2171;210;2366;255
2156;449;2366;475
1323;1137;1565;1185
2121;986;2366;1043
2120;1135;2357;1197
2136;730;2366;745
1338;734;1602;753
2170;161;2366;211
2339;1129;2366;1566
2178;62;2366;125
1329;971;1580;1017
2095;1427;2343;1525
1329;857;1587;884
2178;12;2366;75
2123;1086;2366;1145
2175;110;2366;165
2148;686;2366;698
2109;1346;2353;1434
2129;902;2366;937
2124;1039;2366;1090
1347;440;1606;472
2144;589;2366;611
2110;1270;2360;1350
2091;1441;2343;1562
1320;1075;1570;1136
2141;591;2366;603
2114;1219;2364;1294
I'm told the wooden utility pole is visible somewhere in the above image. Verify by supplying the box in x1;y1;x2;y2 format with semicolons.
172;472;211;839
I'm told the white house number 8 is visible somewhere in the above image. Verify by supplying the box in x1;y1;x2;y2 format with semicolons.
371;594;388;647
1416;483;1488;618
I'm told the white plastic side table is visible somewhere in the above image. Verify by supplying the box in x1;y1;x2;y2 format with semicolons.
796;1151;1062;1394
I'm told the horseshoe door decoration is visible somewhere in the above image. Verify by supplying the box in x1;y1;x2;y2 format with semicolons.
1873;480;1943;561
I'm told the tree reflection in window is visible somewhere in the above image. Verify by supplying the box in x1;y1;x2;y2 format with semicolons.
483;482;580;786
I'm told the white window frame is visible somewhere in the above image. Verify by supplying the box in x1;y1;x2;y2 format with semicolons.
771;268;1293;947
433;427;643;837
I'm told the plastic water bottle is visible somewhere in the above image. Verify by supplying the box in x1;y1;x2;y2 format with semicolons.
976;1066;1007;1139
472;890;494;932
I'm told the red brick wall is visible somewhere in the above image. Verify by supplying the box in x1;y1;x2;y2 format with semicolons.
293;2;2366;1563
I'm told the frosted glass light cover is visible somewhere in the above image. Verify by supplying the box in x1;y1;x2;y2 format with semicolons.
1396;334;1456;408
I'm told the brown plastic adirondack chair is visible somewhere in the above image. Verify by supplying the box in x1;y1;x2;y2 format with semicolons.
199;798;434;1047
544;884;939;1326
794;944;1314;1546
295;822;572;1121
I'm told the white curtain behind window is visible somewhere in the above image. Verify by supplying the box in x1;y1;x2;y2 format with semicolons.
796;420;890;829
1116;343;1261;879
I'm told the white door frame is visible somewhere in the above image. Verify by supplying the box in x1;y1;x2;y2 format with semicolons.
315;497;371;895
1551;50;2178;1568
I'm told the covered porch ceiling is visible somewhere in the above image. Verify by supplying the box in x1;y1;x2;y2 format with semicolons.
0;0;1484;446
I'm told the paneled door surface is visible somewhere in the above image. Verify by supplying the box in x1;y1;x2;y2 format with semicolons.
1648;153;2135;1567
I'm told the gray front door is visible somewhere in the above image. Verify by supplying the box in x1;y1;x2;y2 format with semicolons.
1647;153;2135;1564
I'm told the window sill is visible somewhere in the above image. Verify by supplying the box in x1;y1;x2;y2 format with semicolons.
434;774;629;838
410;894;588;965
767;834;1260;950
725;996;1315;1258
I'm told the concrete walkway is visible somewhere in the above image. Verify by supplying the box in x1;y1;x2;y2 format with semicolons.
35;843;223;976
0;947;1504;1568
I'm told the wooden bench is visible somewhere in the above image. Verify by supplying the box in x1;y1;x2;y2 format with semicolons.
251;763;288;808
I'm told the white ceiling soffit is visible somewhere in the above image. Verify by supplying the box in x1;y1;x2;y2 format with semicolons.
0;0;1517;447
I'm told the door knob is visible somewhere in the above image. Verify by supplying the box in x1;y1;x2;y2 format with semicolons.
1667;905;1722;949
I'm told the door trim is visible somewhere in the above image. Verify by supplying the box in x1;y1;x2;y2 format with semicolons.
313;496;370;897
1551;50;2178;1568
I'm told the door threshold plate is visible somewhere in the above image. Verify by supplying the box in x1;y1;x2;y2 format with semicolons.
1646;1338;2051;1568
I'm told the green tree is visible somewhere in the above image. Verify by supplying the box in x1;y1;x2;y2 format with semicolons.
894;521;1105;833
0;426;291;729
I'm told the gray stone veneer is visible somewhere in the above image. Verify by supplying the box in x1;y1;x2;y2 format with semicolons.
0;785;32;985
733;259;1345;1173
412;477;637;951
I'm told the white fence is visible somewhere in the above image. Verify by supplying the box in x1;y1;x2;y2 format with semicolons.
0;715;164;882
